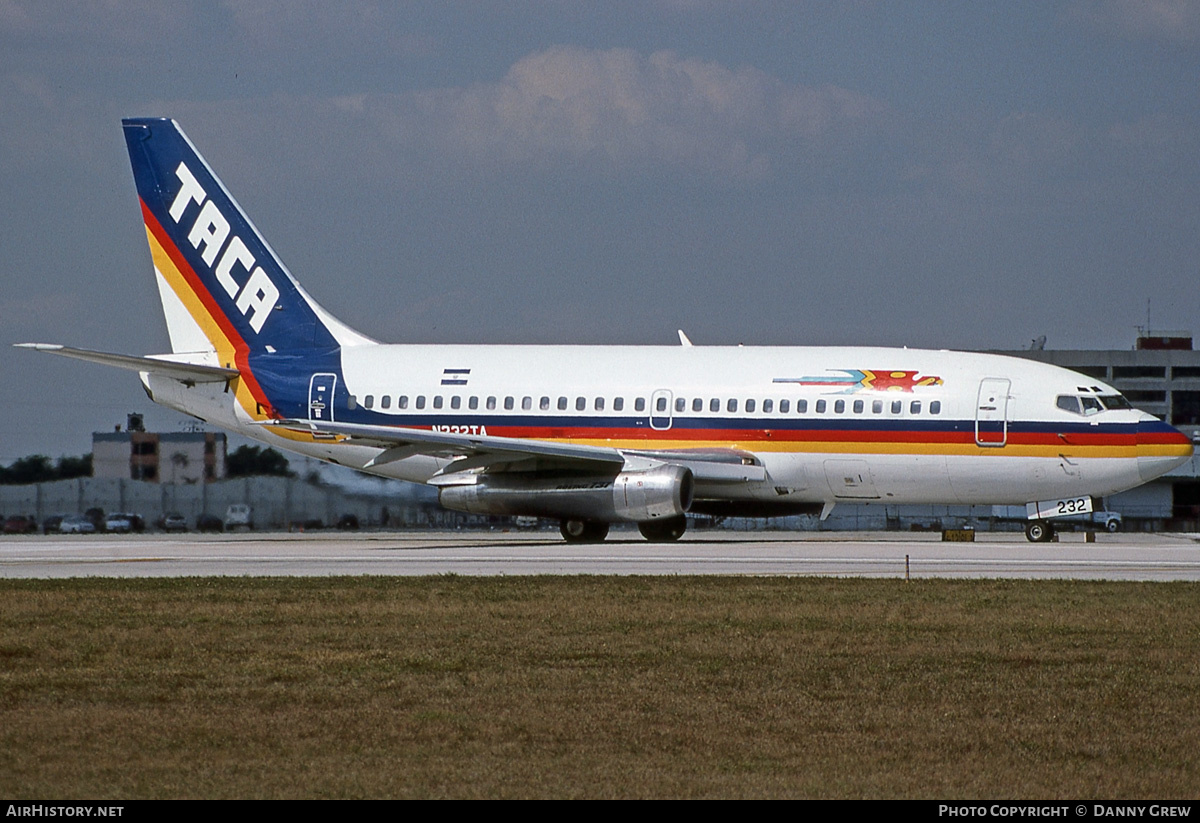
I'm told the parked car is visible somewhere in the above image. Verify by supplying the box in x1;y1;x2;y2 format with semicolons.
224;504;253;531
1057;511;1123;533
42;515;65;534
336;514;360;530
105;513;134;533
157;513;188;533
59;515;96;534
60;515;95;534
196;513;224;532
3;515;38;534
84;508;105;532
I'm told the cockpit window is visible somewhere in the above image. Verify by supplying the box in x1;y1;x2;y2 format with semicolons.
1059;393;1127;416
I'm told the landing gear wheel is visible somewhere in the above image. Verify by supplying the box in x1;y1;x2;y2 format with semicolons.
1025;521;1055;543
638;515;688;542
1105;519;1120;533
560;519;610;543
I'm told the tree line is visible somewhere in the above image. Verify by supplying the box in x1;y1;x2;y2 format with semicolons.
0;446;292;485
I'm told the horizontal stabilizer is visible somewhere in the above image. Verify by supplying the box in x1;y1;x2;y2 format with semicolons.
14;343;238;384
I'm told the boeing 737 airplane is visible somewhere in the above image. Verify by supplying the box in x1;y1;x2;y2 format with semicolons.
17;119;1195;542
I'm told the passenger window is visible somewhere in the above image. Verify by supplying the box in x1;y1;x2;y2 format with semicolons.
557;396;567;411
834;400;845;414
540;397;550;411
381;396;391;409
910;401;921;414
815;399;826;413
710;398;720;412
797;399;807;413
780;399;789;413
852;400;864;414
398;396;409;409
502;396;513;410
487;396;497;410
635;398;646;412
364;395;374;409
347;395;357;410
450;396;461;410
693;397;703;413
872;400;883;414
415;396;425;409
746;399;756;413
657;397;668;412
891;400;902;414
675;397;686;413
522;397;532;411
468;396;478;410
763;399;774;413
930;400;941;415
595;397;604;411
576;397;586;411
433;396;444;409
727;398;738;413
614;397;624;412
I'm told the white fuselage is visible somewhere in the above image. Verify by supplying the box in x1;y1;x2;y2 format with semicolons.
144;343;1193;510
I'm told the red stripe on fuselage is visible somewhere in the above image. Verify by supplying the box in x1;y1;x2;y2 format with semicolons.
473;424;1138;446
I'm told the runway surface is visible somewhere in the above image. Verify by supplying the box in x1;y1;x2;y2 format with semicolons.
2;529;1200;580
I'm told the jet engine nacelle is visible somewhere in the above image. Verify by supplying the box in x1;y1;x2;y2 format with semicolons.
438;465;694;523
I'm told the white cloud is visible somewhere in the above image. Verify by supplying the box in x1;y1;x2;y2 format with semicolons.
1071;0;1200;43
368;46;889;182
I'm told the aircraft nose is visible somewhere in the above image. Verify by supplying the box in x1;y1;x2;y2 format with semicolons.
1136;418;1194;482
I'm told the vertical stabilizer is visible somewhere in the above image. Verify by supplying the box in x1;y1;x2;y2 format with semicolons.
122;118;374;361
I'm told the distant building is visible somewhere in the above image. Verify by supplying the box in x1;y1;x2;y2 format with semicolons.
93;430;226;484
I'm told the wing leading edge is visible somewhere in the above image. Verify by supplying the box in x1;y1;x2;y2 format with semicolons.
260;418;767;484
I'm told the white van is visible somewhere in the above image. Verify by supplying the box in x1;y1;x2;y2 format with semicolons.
224;504;254;531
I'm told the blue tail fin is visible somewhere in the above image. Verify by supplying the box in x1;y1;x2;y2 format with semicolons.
122;118;373;358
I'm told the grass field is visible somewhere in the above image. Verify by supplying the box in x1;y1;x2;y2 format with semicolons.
1;576;1198;798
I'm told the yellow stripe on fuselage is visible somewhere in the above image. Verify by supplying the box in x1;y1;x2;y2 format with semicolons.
542;437;1145;459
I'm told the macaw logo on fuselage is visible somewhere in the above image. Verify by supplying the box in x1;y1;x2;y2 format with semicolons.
773;369;944;393
168;162;280;334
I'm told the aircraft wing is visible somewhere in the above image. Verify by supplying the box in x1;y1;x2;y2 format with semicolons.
261;418;767;482
14;344;238;384
262;418;627;473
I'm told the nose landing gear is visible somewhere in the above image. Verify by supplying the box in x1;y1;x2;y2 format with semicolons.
1025;521;1055;542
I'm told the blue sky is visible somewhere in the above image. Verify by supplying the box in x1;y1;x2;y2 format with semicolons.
3;1;1199;460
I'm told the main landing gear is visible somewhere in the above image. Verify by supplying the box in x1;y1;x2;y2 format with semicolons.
637;515;688;543
560;519;610;543
1025;520;1055;543
559;515;689;543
